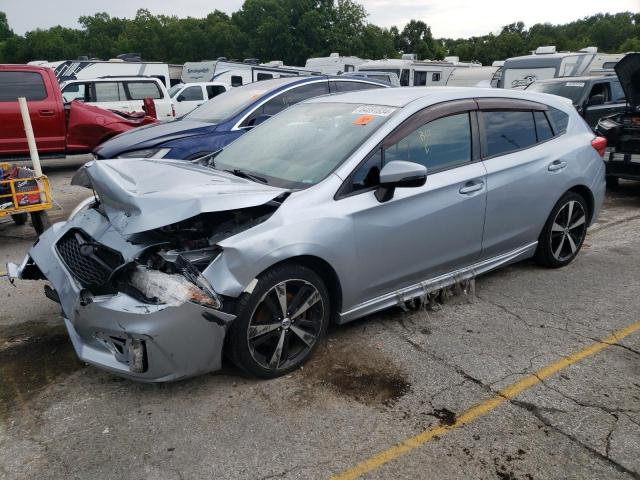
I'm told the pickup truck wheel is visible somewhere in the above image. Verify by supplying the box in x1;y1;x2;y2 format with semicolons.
227;264;330;378
606;176;619;189
11;213;28;225
30;211;51;235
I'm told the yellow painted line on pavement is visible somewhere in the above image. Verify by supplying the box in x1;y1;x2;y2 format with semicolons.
332;320;640;480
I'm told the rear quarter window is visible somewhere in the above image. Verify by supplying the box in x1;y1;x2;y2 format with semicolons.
126;82;163;100
0;71;47;101
547;107;570;135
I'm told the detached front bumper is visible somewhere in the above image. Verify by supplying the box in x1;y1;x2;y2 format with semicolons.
12;209;235;382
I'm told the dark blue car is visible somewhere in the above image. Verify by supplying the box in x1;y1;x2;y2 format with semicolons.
93;76;391;160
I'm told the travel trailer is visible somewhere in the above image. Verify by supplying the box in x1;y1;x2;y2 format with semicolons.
445;66;501;87
35;59;172;89
501;46;626;89
181;59;317;87
305;53;367;75
356;54;481;87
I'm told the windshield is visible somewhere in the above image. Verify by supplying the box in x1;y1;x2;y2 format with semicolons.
526;81;585;103
183;84;273;124
168;84;183;98
214;102;397;189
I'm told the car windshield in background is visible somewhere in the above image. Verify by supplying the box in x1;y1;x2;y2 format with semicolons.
183;84;273;123
526;81;585;104
214;102;397;189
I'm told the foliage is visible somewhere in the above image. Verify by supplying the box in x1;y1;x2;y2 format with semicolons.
0;3;638;66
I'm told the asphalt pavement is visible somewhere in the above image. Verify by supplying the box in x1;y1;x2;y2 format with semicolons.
0;156;639;480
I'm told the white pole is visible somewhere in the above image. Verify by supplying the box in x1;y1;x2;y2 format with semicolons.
18;97;43;177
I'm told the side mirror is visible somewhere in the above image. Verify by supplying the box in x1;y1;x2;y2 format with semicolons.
176;95;185;102
375;161;427;202
587;94;605;106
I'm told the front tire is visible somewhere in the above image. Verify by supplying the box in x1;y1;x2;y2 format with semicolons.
535;192;589;268
227;264;330;378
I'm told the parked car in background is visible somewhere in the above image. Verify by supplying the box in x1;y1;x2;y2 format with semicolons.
33;59;172;89
12;87;605;381
94;75;391;160
595;53;640;188
526;76;626;128
0;65;156;159
168;82;229;117
60;77;174;119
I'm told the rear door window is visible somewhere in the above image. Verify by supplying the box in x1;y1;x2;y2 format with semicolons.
206;85;226;99
611;81;626;102
127;81;163;100
482;110;537;157
386;112;472;172
94;82;127;102
0;71;47;101
179;86;204;101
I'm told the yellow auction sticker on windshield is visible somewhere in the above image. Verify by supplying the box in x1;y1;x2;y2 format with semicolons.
352;105;395;117
353;114;375;126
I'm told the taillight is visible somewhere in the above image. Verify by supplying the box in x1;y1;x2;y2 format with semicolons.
591;136;607;158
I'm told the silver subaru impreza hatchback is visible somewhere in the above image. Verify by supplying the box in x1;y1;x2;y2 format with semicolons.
10;87;606;381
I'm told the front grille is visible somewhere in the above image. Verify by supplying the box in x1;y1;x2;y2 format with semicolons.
56;230;123;288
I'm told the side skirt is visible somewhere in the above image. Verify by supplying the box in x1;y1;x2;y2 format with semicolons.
337;242;538;324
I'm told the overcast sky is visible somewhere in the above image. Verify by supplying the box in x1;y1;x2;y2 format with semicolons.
1;0;638;38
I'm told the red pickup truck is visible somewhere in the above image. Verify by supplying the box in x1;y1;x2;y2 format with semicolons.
0;65;156;159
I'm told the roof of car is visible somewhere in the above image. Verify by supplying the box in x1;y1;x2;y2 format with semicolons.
306;86;576;108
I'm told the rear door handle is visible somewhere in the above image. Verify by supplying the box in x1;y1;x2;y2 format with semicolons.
459;181;484;195
548;160;567;172
38;109;55;116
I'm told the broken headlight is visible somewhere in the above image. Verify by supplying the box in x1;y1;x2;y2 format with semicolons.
129;266;222;310
68;196;98;221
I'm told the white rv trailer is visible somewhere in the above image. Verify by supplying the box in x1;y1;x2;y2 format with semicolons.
181;59;318;87
501;46;626;89
356;54;481;87
38;59;172;89
304;53;367;75
446;66;500;87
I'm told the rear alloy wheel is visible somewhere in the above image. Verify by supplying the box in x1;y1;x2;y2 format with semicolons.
228;264;330;378
535;192;588;268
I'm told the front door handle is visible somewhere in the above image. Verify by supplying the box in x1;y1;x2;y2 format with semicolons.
459;181;484;194
548;160;567;172
38;109;55;116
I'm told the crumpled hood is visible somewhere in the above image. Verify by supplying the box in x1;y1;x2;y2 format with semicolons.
93;119;217;158
72;159;287;235
615;53;640;111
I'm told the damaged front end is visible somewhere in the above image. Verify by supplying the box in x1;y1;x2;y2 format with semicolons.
10;159;287;381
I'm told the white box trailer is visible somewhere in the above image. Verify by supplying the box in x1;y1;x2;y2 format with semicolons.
38;59;172;89
181;59;317;87
356;55;481;87
305;53;367;75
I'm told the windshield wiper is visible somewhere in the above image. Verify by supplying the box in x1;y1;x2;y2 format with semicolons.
224;168;268;184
